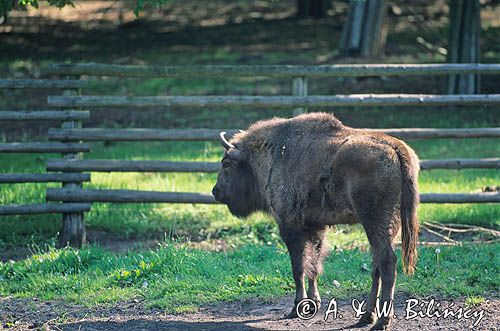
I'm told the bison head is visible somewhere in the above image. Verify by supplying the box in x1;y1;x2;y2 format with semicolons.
212;132;264;218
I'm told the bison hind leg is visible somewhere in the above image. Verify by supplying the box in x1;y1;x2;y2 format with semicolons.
351;187;399;329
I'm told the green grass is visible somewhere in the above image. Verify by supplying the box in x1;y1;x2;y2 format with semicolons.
0;242;498;312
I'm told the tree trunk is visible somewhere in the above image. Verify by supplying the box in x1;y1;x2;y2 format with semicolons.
447;0;481;94
297;0;308;18
340;0;387;57
296;0;328;18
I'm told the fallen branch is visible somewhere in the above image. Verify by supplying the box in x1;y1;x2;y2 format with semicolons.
417;239;500;246
417;241;461;246
421;225;459;243
424;221;470;233
425;222;500;237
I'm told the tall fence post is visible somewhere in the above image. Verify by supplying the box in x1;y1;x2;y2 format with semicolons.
57;78;86;248
447;0;481;94
340;0;387;57
292;76;308;116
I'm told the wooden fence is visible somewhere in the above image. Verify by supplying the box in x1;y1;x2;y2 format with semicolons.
0;79;91;217
1;63;499;247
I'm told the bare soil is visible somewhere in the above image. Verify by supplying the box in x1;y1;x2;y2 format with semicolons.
1;294;498;330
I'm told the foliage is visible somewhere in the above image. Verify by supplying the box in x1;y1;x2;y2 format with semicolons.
0;0;73;20
0;0;168;20
133;0;169;16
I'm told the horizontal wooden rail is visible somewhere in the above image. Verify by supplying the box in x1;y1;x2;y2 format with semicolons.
46;188;500;204
48;128;234;141
369;128;500;139
420;193;500;203
47;188;218;204
0;79;87;89
0;110;89;121
0;142;90;153
420;158;500;169
47;94;500;108
46;158;499;173
0;173;90;183
47;159;220;173
46;63;500;78
0;203;91;216
48;127;500;141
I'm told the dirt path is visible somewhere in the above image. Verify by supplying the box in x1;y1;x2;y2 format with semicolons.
1;295;498;330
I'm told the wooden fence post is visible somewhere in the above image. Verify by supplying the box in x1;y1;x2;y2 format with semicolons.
57;81;86;248
292;76;308;116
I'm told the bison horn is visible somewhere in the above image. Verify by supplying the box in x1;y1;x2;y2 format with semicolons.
219;131;235;150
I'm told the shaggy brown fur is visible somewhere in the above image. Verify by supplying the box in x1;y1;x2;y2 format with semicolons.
212;112;420;330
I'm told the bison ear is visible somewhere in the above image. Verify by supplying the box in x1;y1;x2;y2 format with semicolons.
219;131;235;150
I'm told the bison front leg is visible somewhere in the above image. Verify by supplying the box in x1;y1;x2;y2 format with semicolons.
306;229;327;310
307;276;320;310
280;225;307;319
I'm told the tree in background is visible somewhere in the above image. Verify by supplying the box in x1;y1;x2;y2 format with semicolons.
296;0;330;18
447;0;481;94
339;0;387;57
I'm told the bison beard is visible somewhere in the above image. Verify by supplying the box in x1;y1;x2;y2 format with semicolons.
212;113;420;331
218;161;263;218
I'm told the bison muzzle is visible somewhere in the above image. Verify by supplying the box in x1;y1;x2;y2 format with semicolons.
212;113;420;331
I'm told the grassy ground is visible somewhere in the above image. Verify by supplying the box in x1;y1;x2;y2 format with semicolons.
0;0;499;313
1;242;498;313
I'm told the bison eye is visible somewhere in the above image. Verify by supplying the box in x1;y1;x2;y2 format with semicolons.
222;161;231;169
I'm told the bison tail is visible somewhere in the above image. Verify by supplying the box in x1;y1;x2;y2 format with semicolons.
395;145;420;275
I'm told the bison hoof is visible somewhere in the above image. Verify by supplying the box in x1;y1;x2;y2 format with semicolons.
351;312;376;328
369;317;392;330
284;298;320;319
284;307;299;319
310;297;321;310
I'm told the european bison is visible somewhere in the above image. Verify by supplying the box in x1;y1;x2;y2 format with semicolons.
212;113;419;330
